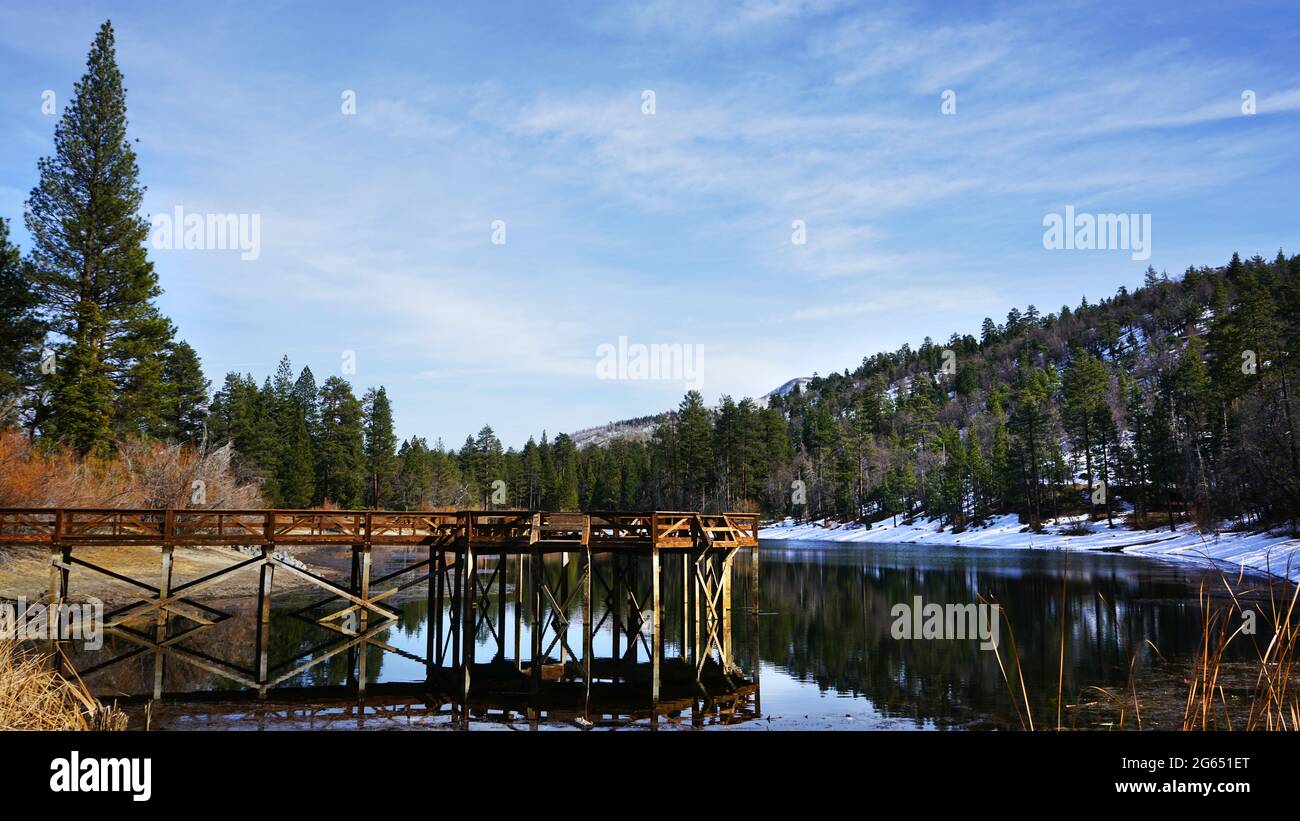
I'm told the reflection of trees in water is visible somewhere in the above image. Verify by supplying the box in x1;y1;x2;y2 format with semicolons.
72;551;722;698
755;547;1245;728
66;545;1253;728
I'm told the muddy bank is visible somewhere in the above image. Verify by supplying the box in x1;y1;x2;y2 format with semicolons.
0;545;326;607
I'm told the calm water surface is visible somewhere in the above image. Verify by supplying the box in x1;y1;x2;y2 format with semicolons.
80;540;1272;730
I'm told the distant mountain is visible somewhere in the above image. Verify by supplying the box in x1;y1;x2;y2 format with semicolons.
759;377;813;404
569;414;662;448
568;378;809;447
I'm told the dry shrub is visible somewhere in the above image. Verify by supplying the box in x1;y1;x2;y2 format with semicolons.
0;430;263;509
0;639;127;730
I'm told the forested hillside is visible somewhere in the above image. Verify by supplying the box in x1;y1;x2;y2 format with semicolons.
191;251;1299;538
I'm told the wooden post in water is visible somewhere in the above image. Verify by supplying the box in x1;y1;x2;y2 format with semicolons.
435;549;446;666
425;542;437;682
514;553;523;672
558;551;568;674
582;545;593;711
256;544;274;698
692;550;704;673
722;549;733;674
153;542;174;700
451;544;463;670
356;543;372;698
530;546;543;695
651;547;662;702
460;527;475;712
682;552;691;664
496;553;507;662
347;546;360;689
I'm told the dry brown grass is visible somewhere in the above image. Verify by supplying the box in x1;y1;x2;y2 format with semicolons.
1183;568;1300;730
0;639;127;730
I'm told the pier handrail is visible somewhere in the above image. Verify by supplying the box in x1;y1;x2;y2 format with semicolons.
0;507;759;550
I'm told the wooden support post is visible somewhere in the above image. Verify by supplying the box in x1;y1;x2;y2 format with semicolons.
47;509;66;661
358;544;372;629
425;543;436;681
347;546;360;689
582;546;593;707
357;544;371;698
58;545;70;630
256;546;274;698
651;547;662;702
451;546;462;669
530;547;543;695
460;537;475;710
610;554;621;679
514;553;523;672
47;547;63;659
692;551;703;673
723;549;733;674
496;553;507;661
682;552;691;662
153;543;174;700
558;551;569;674
624;555;634;665
435;550;446;666
258;550;275;625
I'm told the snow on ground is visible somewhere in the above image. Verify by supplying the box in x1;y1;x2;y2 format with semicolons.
759;514;1300;582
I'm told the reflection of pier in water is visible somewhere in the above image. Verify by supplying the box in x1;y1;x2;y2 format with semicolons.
1;508;761;727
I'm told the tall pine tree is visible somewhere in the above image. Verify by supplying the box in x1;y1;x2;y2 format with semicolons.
25;21;175;454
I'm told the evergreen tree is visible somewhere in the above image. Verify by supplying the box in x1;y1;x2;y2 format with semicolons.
676;391;714;510
1061;349;1109;519
362;386;398;507
551;433;580;510
0;218;43;412
25;21;175;454
317;376;365;506
472;424;504;507
160;340;209;443
277;412;316;507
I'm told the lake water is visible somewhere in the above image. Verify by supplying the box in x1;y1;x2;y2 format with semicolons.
79;540;1276;730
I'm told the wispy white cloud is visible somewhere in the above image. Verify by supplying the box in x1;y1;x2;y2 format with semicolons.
2;0;1297;445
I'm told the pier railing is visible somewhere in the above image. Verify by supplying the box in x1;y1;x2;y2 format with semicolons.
0;508;759;551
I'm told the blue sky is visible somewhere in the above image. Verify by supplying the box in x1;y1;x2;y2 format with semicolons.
2;0;1298;447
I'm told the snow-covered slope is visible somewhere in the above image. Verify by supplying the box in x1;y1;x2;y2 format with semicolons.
759;377;812;406
570;417;659;448
760;514;1300;582
569;377;810;447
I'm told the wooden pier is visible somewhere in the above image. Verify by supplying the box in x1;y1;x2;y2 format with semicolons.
0;508;761;723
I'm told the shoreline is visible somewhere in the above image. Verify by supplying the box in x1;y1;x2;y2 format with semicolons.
0;545;323;608
758;513;1300;583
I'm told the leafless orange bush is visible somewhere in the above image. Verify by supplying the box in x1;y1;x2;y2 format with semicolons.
0;430;263;509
